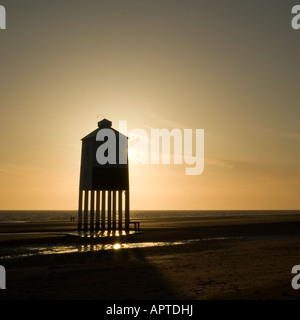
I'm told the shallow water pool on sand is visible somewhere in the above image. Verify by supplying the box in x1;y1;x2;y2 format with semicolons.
1;236;245;260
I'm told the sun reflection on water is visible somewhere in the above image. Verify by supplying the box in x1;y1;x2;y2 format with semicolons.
1;236;244;260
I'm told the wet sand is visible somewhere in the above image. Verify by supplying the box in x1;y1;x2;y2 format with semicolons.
1;213;300;300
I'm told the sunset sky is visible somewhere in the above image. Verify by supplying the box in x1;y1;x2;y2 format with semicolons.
0;0;299;210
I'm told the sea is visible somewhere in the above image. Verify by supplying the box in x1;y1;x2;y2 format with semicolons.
0;209;299;223
0;210;299;259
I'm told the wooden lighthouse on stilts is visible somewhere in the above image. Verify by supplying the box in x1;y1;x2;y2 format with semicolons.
77;119;130;234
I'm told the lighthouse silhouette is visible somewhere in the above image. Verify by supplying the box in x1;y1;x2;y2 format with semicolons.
77;119;130;233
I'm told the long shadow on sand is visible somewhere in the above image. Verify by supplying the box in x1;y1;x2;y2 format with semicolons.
0;244;185;300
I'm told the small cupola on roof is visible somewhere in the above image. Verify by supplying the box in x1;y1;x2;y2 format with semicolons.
98;118;112;129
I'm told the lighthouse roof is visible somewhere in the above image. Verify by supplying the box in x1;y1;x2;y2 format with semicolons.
81;119;127;140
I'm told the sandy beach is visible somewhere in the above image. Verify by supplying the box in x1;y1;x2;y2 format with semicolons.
1;213;300;300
